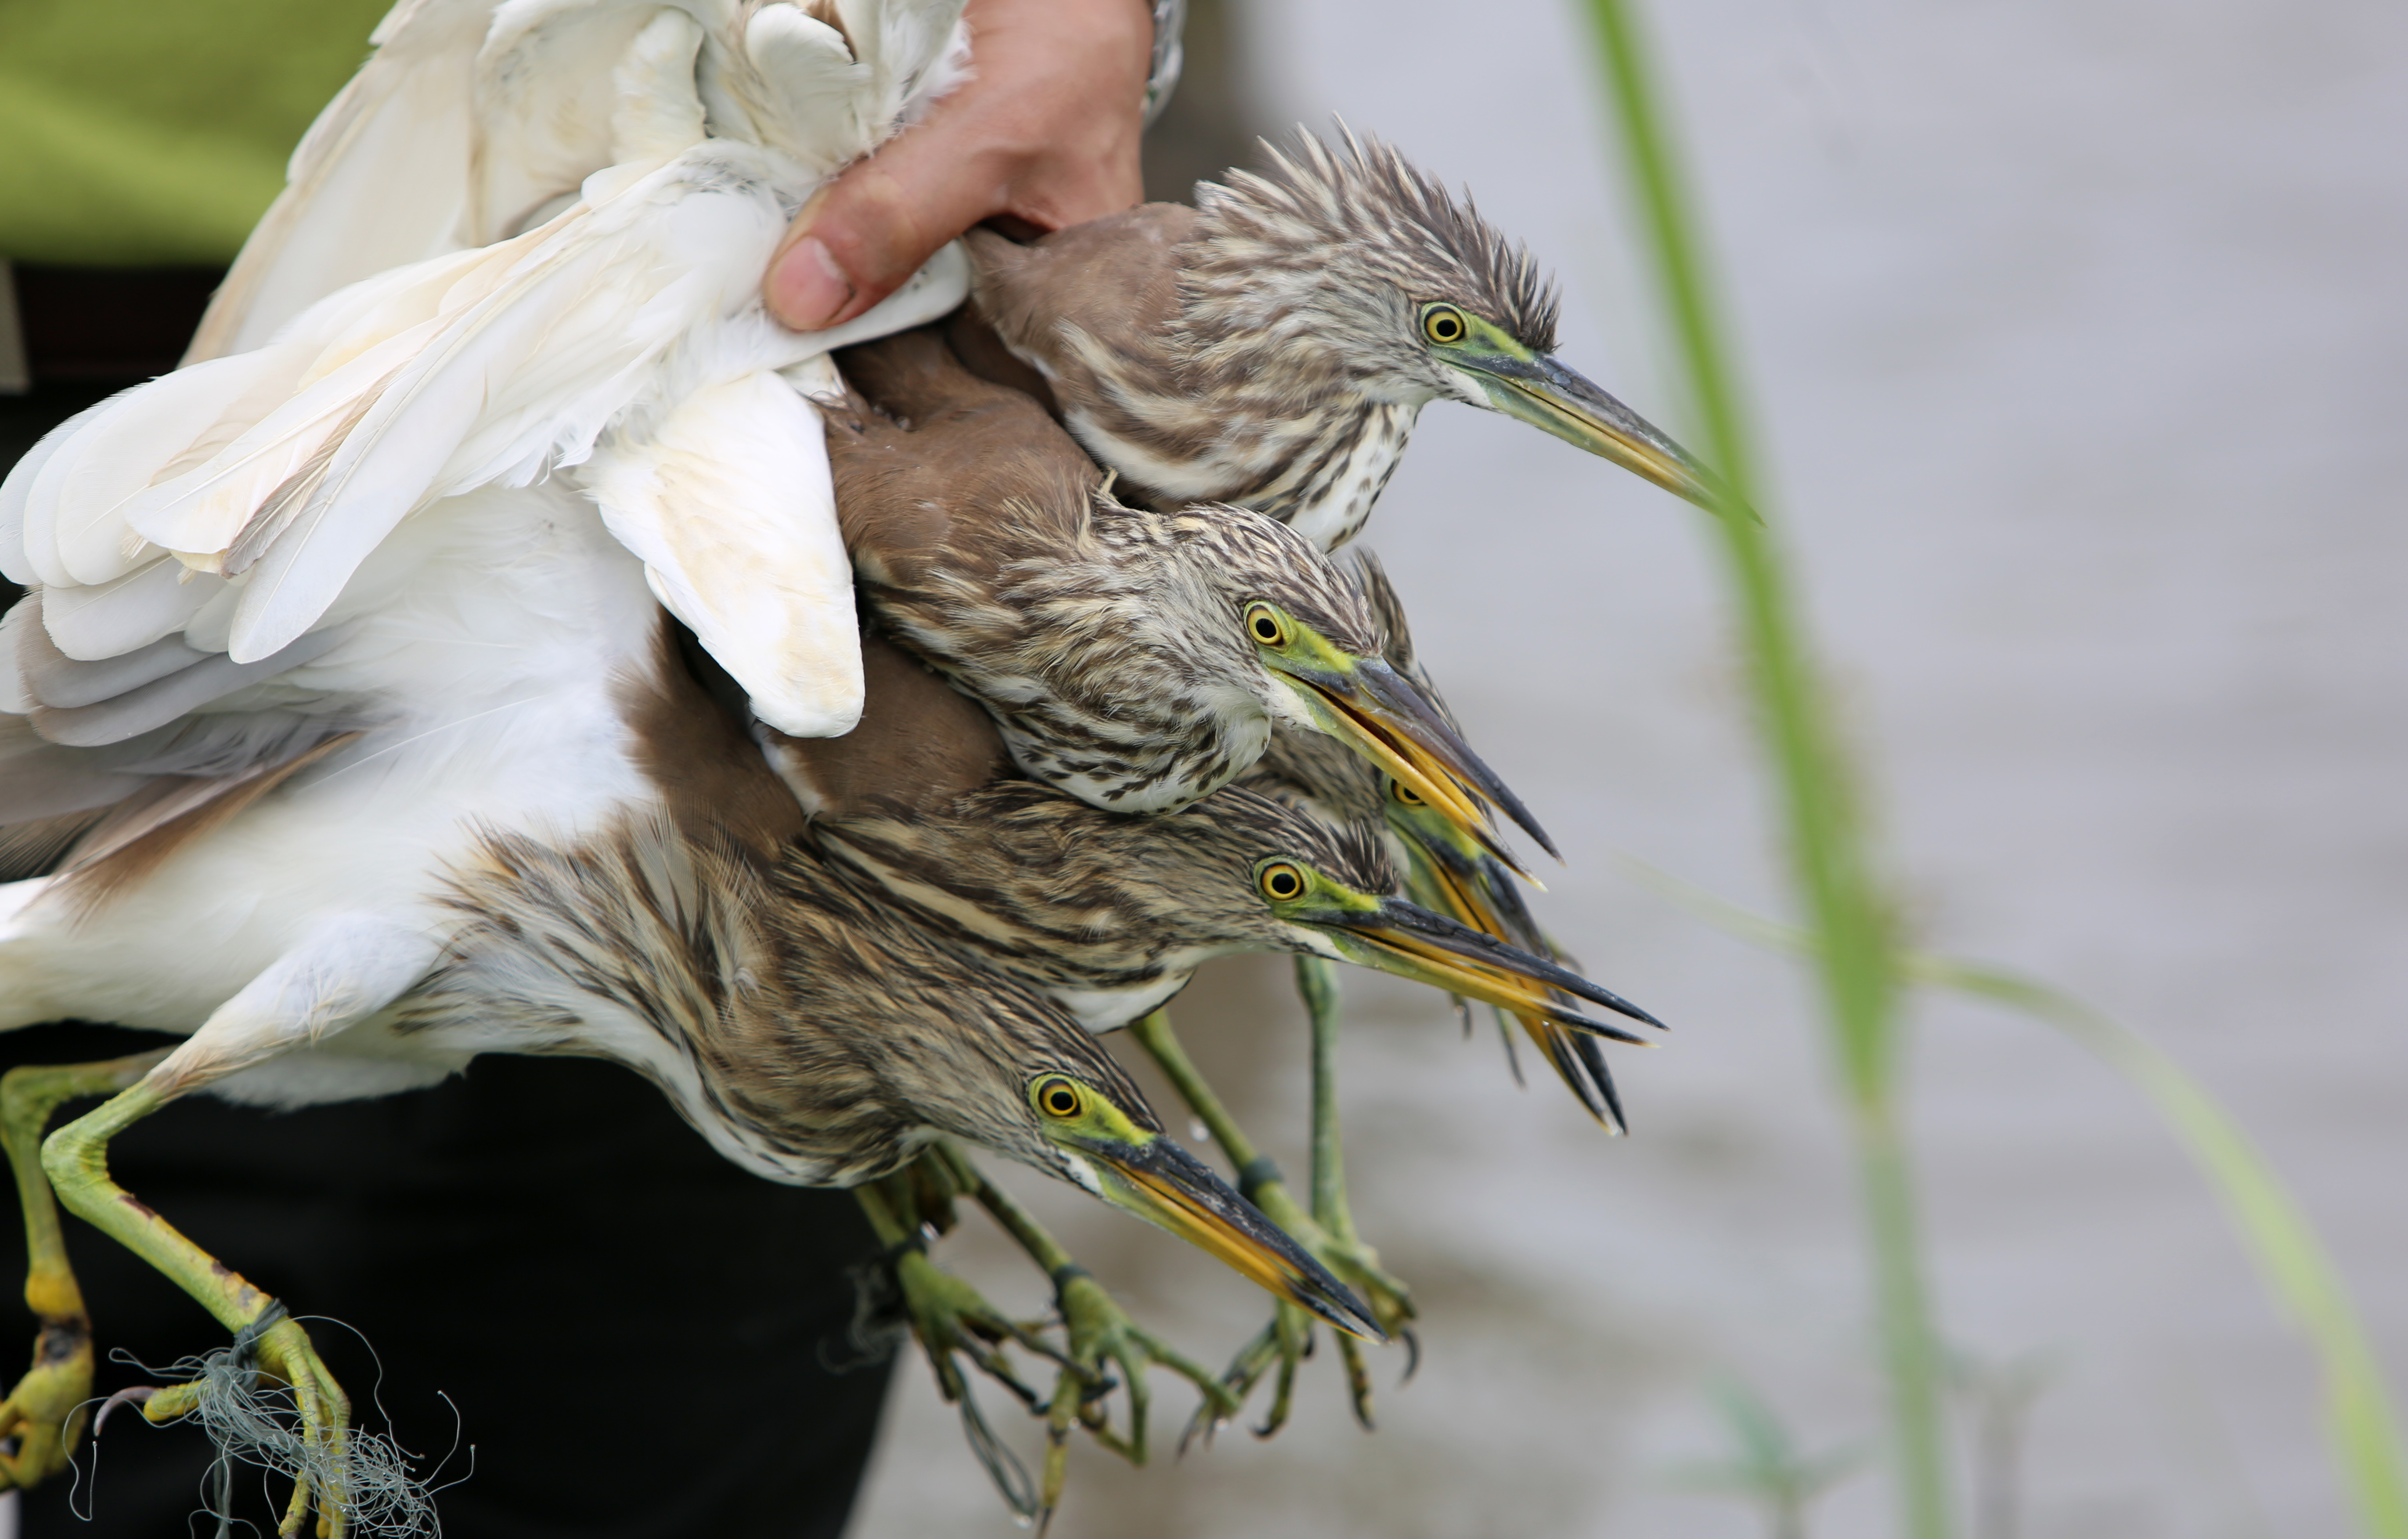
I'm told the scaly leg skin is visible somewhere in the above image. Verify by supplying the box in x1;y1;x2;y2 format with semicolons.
1296;955;1420;1423
928;1140;1236;1527
0;1051;169;1489
1128;995;1414;1444
854;1172;1060;1413
30;920;437;1539
43;1075;352;1538
856;1164;1078;1521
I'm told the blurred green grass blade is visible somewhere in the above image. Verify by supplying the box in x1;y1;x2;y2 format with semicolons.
1575;1;1950;1532
1622;858;2408;1538
1921;961;2408;1539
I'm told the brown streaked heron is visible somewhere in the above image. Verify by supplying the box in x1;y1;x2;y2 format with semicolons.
823;328;1555;857
955;128;1728;552
768;632;1655;1043
1244;552;1635;1131
762;629;1657;1430
0;574;1374;1535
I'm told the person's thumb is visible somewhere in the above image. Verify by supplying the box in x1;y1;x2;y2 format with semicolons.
765;135;1010;332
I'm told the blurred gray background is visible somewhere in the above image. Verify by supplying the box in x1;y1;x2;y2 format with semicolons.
849;0;2408;1534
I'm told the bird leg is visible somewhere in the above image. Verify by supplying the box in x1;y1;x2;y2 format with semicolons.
923;1142;1234;1526
45;1073;352;1539
854;1168;1059;1406
0;1050;170;1490
1295;956;1419;1409
853;1169;1060;1521
33;919;438;1539
1127;997;1413;1444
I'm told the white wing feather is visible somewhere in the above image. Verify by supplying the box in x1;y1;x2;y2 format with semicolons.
188;0;500;363
4;0;975;743
588;369;861;736
38;560;225;662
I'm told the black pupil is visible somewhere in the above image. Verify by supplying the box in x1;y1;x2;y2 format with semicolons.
1432;312;1460;340
1253;615;1278;641
1395;782;1421;805
1269;870;1298;896
1046;1086;1076;1114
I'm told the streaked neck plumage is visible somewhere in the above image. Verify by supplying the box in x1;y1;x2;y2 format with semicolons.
810;782;1396;1032
1049;314;1423;550
968;134;1559;552
865;495;1363;814
410;814;1148;1188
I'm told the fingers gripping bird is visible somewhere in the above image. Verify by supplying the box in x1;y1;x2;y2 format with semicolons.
959;127;1728;552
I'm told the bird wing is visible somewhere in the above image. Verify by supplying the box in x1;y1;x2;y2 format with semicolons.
588;369;863;737
760;628;1007;817
964;204;1199;388
188;0;499;364
828;326;1103;581
52;0;973;745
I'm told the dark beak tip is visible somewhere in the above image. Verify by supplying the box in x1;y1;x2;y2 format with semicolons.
1308;1292;1386;1344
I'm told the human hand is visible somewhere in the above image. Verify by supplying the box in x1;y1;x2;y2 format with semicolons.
764;0;1152;331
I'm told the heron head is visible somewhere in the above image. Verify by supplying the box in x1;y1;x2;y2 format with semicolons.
1187;129;1728;515
1013;1069;1381;1341
1168;511;1560;864
1245;845;1664;1044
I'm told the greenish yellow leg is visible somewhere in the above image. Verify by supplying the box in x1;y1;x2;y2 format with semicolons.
1129;1001;1412;1441
1297;955;1418;1426
925;1142;1231;1531
854;1174;1056;1412
0;1051;168;1489
42;1077;351;1539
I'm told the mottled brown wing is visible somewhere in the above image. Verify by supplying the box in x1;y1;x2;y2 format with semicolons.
827;328;1102;590
762;629;1009;820
962;203;1198;379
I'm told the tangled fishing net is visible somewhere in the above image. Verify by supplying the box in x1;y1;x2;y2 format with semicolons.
98;1306;443;1539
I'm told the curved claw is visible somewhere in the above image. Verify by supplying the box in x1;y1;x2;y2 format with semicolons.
1043;1264;1239;1524
0;1313;95;1489
250;1318;352;1539
1182;1300;1315;1450
94;1382;156;1433
880;1242;1080;1523
119;1316;354;1539
1189;1182;1419;1443
1046;1266;1234;1470
891;1246;1064;1412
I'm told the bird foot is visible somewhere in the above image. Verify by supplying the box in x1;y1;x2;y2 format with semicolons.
1186;1299;1315;1446
0;1311;94;1489
881;1243;1076;1522
129;1313;365;1539
1045;1264;1236;1463
1010;1265;1236;1530
890;1243;1065;1412
1188;1192;1418;1443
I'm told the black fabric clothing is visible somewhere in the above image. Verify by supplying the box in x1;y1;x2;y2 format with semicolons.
0;364;898;1537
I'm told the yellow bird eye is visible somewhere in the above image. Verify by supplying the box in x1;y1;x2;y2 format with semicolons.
1422;305;1468;346
1035;1077;1085;1119
1389;778;1426;808
1258;861;1307;902
1245;603;1289;647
